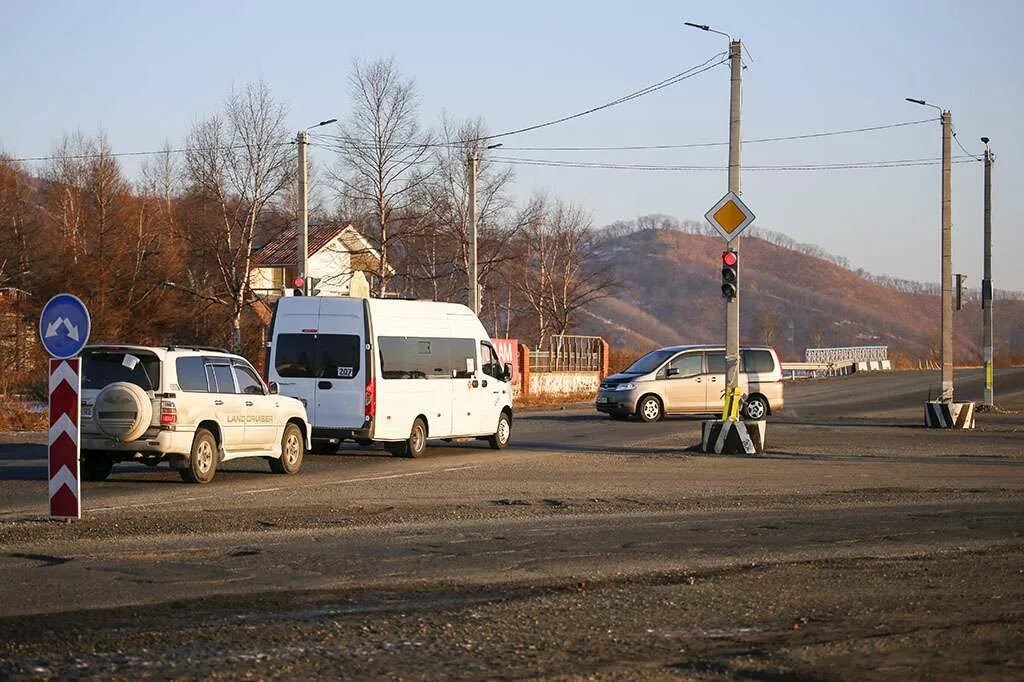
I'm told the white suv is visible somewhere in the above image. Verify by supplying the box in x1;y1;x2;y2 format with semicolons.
80;345;310;484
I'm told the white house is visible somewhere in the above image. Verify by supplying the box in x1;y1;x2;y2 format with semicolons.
249;223;385;299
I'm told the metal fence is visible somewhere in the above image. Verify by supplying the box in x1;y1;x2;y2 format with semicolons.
805;345;888;364
530;335;603;373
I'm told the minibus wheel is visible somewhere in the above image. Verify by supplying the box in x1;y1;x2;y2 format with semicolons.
488;412;512;450
389;418;428;458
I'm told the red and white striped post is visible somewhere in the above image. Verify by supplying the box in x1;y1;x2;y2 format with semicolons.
48;358;81;519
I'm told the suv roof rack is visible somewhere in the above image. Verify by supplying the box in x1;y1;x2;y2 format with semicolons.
165;345;232;354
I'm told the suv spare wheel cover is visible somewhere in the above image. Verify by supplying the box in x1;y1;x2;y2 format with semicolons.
94;381;153;442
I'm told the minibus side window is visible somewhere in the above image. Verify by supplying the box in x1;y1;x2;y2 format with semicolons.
379;336;477;380
450;339;476;379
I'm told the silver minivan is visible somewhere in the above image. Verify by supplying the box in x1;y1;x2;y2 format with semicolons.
595;345;783;422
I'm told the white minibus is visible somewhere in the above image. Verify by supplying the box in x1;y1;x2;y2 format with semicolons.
267;297;514;457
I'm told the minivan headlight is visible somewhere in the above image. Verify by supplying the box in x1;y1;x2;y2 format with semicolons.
611;382;637;391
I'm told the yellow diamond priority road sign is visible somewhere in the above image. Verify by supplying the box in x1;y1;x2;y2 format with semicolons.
705;191;755;242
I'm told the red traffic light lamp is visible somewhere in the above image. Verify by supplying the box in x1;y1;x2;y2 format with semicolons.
292;275;305;295
721;250;738;300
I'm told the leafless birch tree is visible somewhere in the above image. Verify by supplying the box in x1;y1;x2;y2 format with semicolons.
183;81;291;351
330;57;431;296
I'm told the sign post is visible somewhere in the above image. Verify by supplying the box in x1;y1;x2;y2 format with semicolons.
39;294;90;520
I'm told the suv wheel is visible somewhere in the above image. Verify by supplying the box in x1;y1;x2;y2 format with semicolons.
271;423;304;475
81;451;113;481
637;395;663;423
388;418;427;458
743;395;769;421
488;412;512;450
180;428;218;484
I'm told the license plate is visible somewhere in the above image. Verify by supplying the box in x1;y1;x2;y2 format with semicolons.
596;397;608;404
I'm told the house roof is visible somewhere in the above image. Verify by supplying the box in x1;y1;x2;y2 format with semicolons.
253;222;379;268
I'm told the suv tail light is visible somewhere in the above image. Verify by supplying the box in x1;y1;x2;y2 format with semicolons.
159;400;177;427
364;380;376;419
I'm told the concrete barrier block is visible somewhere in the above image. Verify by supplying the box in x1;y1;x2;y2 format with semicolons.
701;420;766;455
924;401;975;429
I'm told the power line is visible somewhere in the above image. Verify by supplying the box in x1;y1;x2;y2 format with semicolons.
487;154;980;172
8;142;293;163
311;117;937;154
312;52;729;152
483;118;939;151
952;130;982;161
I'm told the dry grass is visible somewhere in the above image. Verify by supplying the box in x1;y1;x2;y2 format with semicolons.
0;400;47;432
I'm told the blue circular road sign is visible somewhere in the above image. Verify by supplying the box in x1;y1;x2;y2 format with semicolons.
39;294;91;359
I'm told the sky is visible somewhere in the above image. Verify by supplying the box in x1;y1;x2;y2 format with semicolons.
1;0;1021;289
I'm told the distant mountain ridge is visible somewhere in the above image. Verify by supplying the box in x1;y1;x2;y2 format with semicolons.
578;220;1024;365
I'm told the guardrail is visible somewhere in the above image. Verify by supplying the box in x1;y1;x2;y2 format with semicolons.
806;346;888;364
781;361;855;380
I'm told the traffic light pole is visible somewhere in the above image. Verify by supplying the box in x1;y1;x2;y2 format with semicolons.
982;143;994;407
725;39;742;417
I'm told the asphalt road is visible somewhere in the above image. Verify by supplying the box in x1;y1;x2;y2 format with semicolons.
0;368;1022;680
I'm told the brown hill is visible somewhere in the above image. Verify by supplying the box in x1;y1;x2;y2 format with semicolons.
577;228;1024;366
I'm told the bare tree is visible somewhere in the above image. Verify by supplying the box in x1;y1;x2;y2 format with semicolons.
756;311;780;346
405;116;518;304
330;57;432;296
183;80;291;350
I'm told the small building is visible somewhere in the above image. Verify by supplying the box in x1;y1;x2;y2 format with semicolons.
249;223;385;300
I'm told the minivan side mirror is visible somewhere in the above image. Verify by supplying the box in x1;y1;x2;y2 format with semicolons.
268;381;279;395
665;368;680;378
502;362;513;382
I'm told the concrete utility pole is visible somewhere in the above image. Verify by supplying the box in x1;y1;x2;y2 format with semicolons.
295;119;336;296
296;129;310;295
468;148;479;314
940;110;953;401
982;138;995;407
726;39;742;401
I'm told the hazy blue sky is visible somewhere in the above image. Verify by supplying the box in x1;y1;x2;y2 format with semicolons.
2;1;1021;288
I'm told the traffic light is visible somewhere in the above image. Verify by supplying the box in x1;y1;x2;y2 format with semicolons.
292;275;305;296
721;250;738;300
955;273;965;310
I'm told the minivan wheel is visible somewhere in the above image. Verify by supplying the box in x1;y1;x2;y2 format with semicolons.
81;451;114;481
637;396;663;423
270;423;304;475
390;418;428;458
488;412;512;450
180;428;218;484
743;395;769;421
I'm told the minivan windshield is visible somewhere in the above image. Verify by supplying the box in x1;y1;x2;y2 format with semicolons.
620;348;678;375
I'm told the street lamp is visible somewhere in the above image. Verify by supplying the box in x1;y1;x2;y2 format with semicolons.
906;97;955;404
296;118;337;294
467;142;504;313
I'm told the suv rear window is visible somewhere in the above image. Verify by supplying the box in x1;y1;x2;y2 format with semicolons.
82;351;160;391
742;349;776;374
